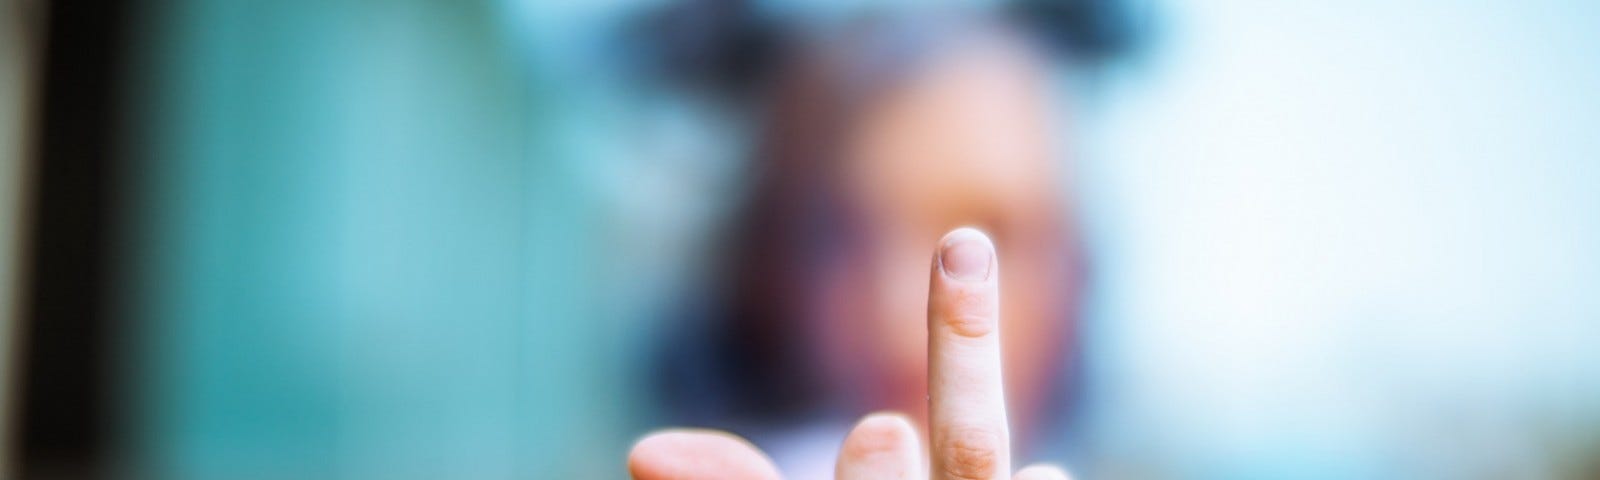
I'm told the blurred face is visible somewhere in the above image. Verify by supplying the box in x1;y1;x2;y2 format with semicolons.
816;36;1075;429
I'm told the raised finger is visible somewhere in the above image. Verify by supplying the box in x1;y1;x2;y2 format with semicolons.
927;227;1010;480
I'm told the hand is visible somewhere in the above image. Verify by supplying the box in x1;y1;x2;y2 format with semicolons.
627;228;1071;480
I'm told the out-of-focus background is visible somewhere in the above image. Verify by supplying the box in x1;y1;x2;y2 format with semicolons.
3;0;1599;479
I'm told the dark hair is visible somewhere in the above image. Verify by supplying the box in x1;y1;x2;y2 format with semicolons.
623;0;1145;100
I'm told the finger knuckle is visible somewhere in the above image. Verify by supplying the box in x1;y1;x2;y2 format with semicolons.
944;286;997;312
939;425;1003;480
933;287;998;338
940;313;996;337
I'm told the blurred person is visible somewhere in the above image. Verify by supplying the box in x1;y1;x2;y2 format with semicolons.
629;4;1134;478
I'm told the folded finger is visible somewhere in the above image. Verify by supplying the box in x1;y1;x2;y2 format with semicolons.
628;429;782;480
835;412;922;480
1013;463;1072;480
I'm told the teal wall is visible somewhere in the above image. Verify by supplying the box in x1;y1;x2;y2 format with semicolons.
127;1;633;477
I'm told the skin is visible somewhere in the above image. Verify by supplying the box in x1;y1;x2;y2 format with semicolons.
629;228;1073;480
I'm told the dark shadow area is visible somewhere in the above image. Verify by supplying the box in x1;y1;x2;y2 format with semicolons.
16;0;137;477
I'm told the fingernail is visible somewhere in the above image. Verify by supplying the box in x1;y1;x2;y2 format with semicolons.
939;227;993;282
